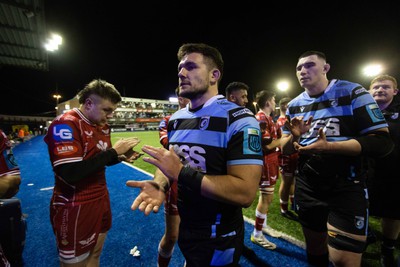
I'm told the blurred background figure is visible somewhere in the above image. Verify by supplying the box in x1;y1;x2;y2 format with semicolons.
276;97;298;221
157;87;189;267
225;81;249;107
251;90;282;250
367;74;400;267
0;128;25;267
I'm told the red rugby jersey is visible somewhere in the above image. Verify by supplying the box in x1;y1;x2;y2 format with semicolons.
0;129;20;176
44;108;112;204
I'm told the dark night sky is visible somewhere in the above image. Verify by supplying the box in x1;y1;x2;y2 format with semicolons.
1;1;400;116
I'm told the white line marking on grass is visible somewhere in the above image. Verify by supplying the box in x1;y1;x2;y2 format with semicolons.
40;186;54;191
243;216;306;249
121;161;153;177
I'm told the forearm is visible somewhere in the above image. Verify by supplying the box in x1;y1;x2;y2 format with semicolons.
324;130;392;157
281;134;299;155
153;168;170;193
55;148;119;183
178;165;261;207
265;139;281;151
324;139;362;156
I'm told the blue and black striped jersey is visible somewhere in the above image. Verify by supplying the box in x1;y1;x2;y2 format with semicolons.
167;95;263;229
283;79;388;146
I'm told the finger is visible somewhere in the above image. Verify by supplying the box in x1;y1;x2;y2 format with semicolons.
126;180;141;187
153;205;160;213
130;196;142;210
144;203;154;215
293;142;301;151
143;145;164;152
317;127;325;138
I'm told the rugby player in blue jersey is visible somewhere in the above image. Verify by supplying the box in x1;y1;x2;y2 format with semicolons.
127;43;263;267
282;51;393;267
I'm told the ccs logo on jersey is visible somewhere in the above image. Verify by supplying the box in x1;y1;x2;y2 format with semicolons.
54;145;78;156
53;124;73;141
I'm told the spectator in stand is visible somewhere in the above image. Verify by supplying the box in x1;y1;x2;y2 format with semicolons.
157;87;189;267
250;90;282;250
367;74;400;267
276;97;298;221
225;81;249;108
282;51;393;266
126;43;263;266
17;128;24;142
44;79;142;266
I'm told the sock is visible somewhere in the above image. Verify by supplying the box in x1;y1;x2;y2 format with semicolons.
158;255;172;267
289;195;295;209
254;210;266;236
158;244;174;267
263;214;268;228
280;199;288;213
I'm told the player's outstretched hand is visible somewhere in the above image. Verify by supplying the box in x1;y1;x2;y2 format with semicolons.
126;180;166;215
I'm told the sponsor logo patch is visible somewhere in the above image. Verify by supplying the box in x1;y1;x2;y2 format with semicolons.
199;116;210;130
53;124;73;141
232;108;253;117
354;216;365;230
245;127;261;154
54;145;78;156
367;103;385;122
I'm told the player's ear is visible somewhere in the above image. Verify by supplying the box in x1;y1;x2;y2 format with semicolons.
211;69;221;83
323;63;330;73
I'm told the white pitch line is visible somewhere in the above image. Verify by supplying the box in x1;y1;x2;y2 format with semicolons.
243;215;306;249
40;186;54;191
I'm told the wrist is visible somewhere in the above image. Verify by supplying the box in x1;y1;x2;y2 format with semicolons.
178;165;203;196
160;179;170;193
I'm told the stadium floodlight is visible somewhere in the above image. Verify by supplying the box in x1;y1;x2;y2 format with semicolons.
169;97;178;103
45;34;63;52
253;102;258;112
276;80;290;92
362;64;383;77
53;94;62;110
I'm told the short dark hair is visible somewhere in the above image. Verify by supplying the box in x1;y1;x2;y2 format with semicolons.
279;97;292;111
225;81;249;96
298;50;327;61
177;43;224;82
77;79;121;104
255;90;275;109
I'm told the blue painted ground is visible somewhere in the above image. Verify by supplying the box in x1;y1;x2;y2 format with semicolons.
13;136;308;266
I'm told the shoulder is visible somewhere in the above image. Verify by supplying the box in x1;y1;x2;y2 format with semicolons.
214;98;240;111
334;79;365;92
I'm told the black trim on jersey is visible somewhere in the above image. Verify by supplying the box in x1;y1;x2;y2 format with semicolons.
54;148;119;183
169;117;227;132
288;85;368;115
288;94;353;114
228;107;256;125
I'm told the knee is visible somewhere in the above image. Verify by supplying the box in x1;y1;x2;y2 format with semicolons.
328;231;366;253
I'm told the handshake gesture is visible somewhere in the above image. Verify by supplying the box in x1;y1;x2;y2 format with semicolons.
113;137;144;163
